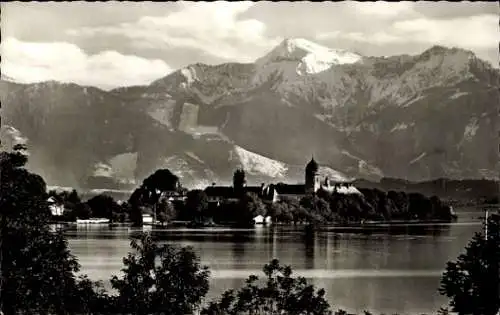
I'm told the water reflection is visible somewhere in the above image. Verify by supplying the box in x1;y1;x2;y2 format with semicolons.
231;234;246;270
303;229;316;270
66;218;481;315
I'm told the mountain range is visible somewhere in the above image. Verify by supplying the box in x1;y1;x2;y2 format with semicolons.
1;38;498;189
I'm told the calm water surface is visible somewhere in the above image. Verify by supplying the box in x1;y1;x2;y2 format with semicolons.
66;210;483;315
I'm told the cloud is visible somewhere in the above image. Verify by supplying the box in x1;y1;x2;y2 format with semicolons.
66;1;281;63
316;31;403;45
1;37;172;90
393;15;498;50
316;14;498;50
351;1;415;19
4;2;497;72
411;2;498;20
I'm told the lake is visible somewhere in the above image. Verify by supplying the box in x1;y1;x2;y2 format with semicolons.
66;209;483;315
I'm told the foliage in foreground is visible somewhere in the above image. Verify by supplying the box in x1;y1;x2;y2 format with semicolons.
439;212;500;315
0;145;96;314
202;259;332;315
109;233;210;315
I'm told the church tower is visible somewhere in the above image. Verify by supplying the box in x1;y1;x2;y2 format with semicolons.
233;168;247;196
305;156;320;194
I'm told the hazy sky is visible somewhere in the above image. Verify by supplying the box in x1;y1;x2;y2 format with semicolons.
2;1;498;90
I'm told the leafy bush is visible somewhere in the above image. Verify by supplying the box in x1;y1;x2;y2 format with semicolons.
110;232;210;315
439;213;500;315
202;259;332;315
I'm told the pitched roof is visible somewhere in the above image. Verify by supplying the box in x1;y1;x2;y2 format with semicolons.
306;157;319;172
245;186;263;194
204;186;236;198
274;183;306;195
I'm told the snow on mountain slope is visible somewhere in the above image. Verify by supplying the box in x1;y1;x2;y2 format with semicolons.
255;38;362;83
108;152;138;183
250;38;365;103
231;145;288;178
93;162;114;178
256;38;362;72
230;145;351;182
0;74;21;84
0;125;28;147
146;97;177;129
148;63;255;105
366;47;481;107
341;150;384;179
161;154;218;189
317;166;353;182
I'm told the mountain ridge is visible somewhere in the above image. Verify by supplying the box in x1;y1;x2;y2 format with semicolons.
1;39;498;189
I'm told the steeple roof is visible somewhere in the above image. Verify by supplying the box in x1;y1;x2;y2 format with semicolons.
306;156;319;172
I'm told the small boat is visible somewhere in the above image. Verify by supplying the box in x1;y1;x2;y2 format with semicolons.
76;218;110;224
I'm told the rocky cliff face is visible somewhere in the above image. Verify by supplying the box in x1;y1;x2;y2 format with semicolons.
1;38;498;188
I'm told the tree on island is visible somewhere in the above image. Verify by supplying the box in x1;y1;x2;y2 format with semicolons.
110;232;210;315
142;169;181;200
75;202;93;220
86;193;123;221
439;212;500;315
300;194;333;223
186;189;210;223
0;145;100;314
237;192;267;224
128;187;147;226
268;200;287;223
156;198;177;226
128;169;182;226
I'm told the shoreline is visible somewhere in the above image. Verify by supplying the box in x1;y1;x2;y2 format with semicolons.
50;218;459;229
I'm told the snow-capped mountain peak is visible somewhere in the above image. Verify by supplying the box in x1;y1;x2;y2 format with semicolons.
255;38;363;75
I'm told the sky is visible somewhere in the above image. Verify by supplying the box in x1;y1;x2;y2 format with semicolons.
1;1;498;90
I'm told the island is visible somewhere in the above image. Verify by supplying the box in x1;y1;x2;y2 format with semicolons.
48;157;458;229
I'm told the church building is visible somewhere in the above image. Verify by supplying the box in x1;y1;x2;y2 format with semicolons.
270;157;361;202
204;157;361;205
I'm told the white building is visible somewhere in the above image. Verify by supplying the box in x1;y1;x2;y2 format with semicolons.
142;214;154;224
48;196;65;216
253;215;272;225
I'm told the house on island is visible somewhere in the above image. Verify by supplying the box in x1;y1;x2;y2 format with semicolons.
204;168;276;207
158;190;187;202
142;213;154;224
253;214;272;225
142;189;187;224
48;196;65;216
204;157;362;206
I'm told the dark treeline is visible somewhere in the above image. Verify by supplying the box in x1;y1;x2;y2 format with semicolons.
48;190;132;223
1;145;499;315
354;177;499;205
50;168;456;227
270;188;455;225
49;182;456;227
